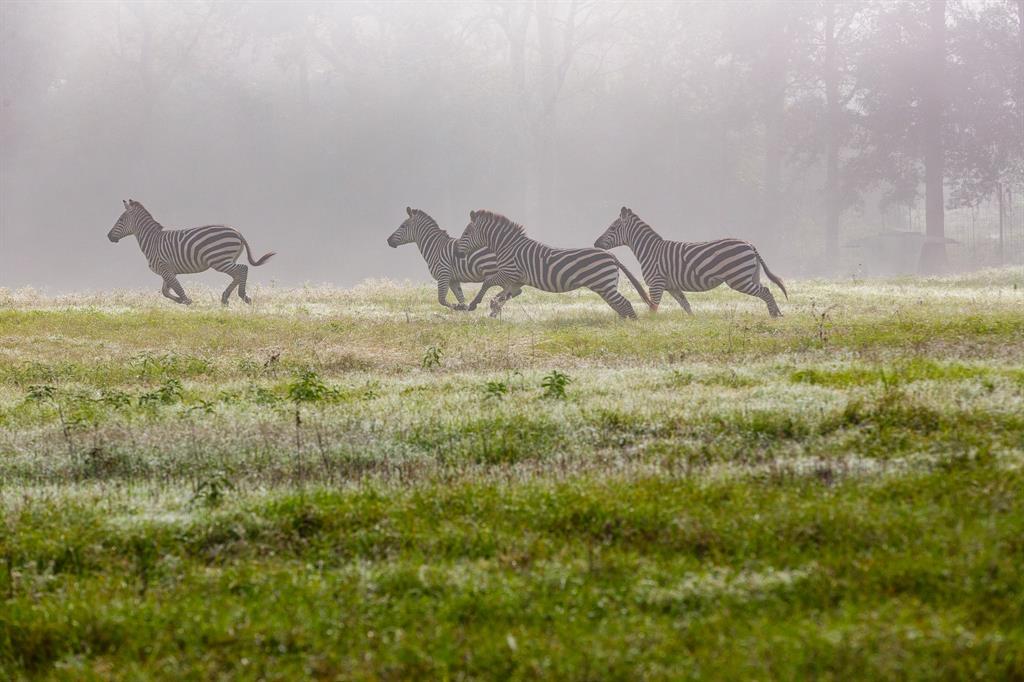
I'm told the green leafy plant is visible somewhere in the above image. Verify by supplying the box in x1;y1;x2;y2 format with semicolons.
138;379;184;408
191;470;235;509
541;370;572;400
286;369;335;404
484;379;509;401
422;345;443;369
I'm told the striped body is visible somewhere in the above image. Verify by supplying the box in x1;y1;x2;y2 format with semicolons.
107;200;274;305
387;208;499;311
454;210;653;318
595;207;787;317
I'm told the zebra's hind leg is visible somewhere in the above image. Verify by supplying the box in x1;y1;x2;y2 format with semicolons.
221;280;239;305
732;281;782;317
595;287;637;319
234;264;251;304
214;262;249;305
668;290;694;315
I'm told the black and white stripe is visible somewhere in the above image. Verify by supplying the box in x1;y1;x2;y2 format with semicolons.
594;207;787;317
107;199;274;305
387;207;500;311
454;210;654;318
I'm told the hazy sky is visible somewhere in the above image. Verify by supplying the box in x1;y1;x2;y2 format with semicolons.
2;1;1020;291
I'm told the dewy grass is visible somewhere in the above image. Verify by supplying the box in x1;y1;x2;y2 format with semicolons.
0;273;1023;679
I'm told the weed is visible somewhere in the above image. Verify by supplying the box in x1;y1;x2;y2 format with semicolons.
422;345;444;370
191;471;235;509
286;369;336;404
541;370;572;400
484;379;509;401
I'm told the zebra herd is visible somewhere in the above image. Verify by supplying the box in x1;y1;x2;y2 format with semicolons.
108;200;787;317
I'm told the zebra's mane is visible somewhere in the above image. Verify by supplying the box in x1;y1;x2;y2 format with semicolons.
625;209;659;237
475;210;525;237
412;210;452;239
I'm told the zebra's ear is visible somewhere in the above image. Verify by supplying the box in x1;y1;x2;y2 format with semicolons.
470;210;478;221
123;199;130;209
406;206;413;217
620;206;629;218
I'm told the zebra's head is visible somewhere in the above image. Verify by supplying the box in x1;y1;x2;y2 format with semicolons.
594;207;634;249
387;207;423;248
454;210;485;256
108;199;141;243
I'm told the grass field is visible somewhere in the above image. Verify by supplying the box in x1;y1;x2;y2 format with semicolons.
2;270;1023;680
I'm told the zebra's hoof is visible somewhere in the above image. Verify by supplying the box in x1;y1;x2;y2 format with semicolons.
241;297;252;305
454;304;467;311
467;304;477;311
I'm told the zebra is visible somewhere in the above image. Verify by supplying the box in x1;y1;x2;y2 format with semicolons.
454;210;654;318
594;207;787;317
387;207;502;311
107;199;274;306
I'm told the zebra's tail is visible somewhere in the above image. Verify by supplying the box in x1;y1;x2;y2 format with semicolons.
755;250;788;299
241;237;275;267
614;258;655;311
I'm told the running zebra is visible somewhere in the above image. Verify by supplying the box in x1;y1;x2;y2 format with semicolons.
107;199;274;305
594;207;787;317
454;210;654;318
387;207;500;311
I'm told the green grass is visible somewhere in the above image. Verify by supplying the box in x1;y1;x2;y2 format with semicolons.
1;271;1023;679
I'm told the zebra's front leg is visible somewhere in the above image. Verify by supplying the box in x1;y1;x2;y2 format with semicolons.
161;280;184;304
668;289;693;315
162;276;191;305
436;279;455;310
489;287;521;318
450;281;468;311
467;278;500;311
648;284;665;313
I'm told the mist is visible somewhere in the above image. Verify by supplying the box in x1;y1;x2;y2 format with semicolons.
2;0;1022;292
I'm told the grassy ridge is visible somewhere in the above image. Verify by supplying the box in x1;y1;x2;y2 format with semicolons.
1;273;1023;679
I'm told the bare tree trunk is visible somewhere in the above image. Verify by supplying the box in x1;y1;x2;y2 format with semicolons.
920;0;948;274
824;2;841;267
761;12;788;241
1018;1;1023;148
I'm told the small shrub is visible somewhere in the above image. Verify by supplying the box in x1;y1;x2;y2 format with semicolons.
286;369;336;404
541;370;572;400
484;379;509;401
138;379;184;408
191;471;235;509
422;345;443;370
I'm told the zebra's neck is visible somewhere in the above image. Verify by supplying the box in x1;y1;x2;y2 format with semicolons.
624;220;664;266
413;224;451;257
133;214;165;259
489;228;531;260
